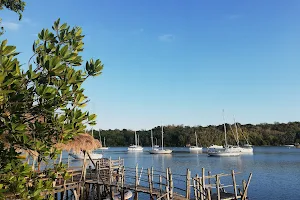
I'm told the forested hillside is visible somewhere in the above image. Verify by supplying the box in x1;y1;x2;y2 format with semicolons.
90;122;300;147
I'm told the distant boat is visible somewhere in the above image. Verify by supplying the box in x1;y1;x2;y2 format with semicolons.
149;124;172;154
128;131;143;151
150;129;159;150
189;131;203;151
98;129;109;150
69;152;103;159
154;137;159;148
234;119;253;154
208;110;241;157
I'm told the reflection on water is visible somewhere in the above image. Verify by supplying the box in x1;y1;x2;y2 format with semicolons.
63;146;300;200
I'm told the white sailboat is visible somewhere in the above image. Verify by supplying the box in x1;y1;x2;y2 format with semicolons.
189;131;203;151
234;118;253;154
128;131;143;151
149;124;172;154
150;130;159;150
208;110;241;157
98;129;109;150
154;137;159;148
69;128;103;159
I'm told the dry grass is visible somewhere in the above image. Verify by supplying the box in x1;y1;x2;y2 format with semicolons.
56;133;102;153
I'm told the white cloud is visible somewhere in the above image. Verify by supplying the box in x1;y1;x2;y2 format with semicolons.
158;34;175;42
2;22;20;31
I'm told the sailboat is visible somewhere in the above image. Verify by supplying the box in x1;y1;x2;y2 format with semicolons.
154;137;159;148
149;124;172;154
98;129;109;150
189;131;203;151
235;121;253;154
69;128;103;159
128;131;143;151
150;130;159;150
208;111;241;157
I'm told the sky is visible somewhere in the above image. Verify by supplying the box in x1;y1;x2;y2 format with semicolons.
1;0;300;130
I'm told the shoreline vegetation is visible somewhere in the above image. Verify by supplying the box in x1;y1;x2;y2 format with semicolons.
91;121;300;147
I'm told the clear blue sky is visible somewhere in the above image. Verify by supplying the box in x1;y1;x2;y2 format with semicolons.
2;0;300;130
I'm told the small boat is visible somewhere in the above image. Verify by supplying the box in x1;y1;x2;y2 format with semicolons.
189;131;203;151
128;131;143;151
232;117;253;154
98;129;109;150
208;147;240;157
149;124;172;154
154;137;159;148
208;144;224;151
240;144;254;153
208;110;240;157
69;152;103;159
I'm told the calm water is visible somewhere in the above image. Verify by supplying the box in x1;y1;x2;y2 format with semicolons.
65;146;300;200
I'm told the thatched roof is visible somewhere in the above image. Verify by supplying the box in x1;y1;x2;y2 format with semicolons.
56;133;101;153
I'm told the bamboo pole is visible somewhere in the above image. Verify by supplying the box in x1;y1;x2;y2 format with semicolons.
241;173;252;200
186;168;191;199
231;170;238;199
216;175;220;200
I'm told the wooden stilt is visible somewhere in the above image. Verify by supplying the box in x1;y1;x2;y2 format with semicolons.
186;168;191;199
241;173;252;200
216;175;220;200
231;170;238;199
169;168;173;200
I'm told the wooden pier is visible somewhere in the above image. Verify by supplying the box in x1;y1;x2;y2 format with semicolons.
42;156;252;200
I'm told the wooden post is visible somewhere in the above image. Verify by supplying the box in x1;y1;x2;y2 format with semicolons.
196;174;200;199
159;175;162;195
216;175;220;200
148;168;153;199
241;173;252;200
193;177;197;199
202;168;205;200
169;168;173;200
165;168;170;200
207;187;211;200
231;170;238;199
109;157;112;184
151;166;154;182
186;168;191;199
199;177;204;200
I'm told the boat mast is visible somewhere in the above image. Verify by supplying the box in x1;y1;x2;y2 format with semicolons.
151;129;154;149
103;137;106;147
195;131;198;147
135;131;137;146
222;109;228;147
233;116;239;146
137;134;140;146
99;129;102;144
161;123;164;150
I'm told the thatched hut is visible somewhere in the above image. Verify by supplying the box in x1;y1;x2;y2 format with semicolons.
57;133;102;153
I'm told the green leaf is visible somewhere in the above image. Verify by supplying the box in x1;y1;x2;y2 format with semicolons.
3;45;16;55
88;114;97;121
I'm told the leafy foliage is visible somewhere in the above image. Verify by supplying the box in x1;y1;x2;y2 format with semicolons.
0;0;26;35
0;18;103;199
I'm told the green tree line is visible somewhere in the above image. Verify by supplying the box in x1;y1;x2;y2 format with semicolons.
90;121;300;147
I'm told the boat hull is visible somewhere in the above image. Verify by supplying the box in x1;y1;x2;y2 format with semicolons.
149;149;172;154
208;151;240;157
69;152;103;159
99;147;109;150
189;146;203;151
128;145;143;151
